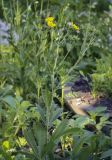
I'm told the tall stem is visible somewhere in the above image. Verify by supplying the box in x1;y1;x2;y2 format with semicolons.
61;82;64;107
47;0;49;16
40;0;43;15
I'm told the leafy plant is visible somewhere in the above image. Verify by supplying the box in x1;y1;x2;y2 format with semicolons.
0;0;112;159
92;54;112;97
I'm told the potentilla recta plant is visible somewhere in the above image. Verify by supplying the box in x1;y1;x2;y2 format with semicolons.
0;0;99;159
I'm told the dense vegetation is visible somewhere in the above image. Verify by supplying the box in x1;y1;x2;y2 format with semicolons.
0;0;112;159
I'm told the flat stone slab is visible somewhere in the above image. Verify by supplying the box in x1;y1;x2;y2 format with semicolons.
64;80;112;116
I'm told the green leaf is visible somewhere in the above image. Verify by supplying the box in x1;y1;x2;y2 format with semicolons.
66;43;73;52
89;107;107;117
101;149;112;159
23;128;39;158
45;119;68;154
3;96;16;108
33;123;47;158
76;147;92;160
63;127;81;135
72;116;92;128
36;105;46;123
51;119;68;141
0;147;12;160
94;107;107;113
21;101;32;108
49;108;63;126
16;96;23;103
0;85;12;100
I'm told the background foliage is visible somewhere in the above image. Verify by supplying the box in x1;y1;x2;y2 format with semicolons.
0;0;112;159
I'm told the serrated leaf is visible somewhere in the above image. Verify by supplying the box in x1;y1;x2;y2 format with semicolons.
51;119;68;141
33;123;47;158
23;128;39;158
45;119;69;154
49;108;63;126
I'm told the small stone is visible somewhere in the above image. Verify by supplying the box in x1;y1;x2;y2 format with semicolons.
76;98;81;105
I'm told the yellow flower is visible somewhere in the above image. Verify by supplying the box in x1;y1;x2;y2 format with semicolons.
47;21;56;27
71;22;79;31
45;17;54;22
45;16;56;28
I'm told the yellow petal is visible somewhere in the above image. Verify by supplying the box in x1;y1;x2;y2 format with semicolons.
71;22;79;31
2;141;10;150
45;17;54;22
47;21;56;28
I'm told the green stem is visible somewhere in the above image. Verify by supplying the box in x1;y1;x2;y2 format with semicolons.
61;83;64;107
51;45;59;101
37;84;41;100
47;0;50;16
40;0;43;15
46;106;49;143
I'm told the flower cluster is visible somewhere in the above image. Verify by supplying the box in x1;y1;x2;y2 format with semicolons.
71;22;79;31
45;17;56;28
45;17;79;31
